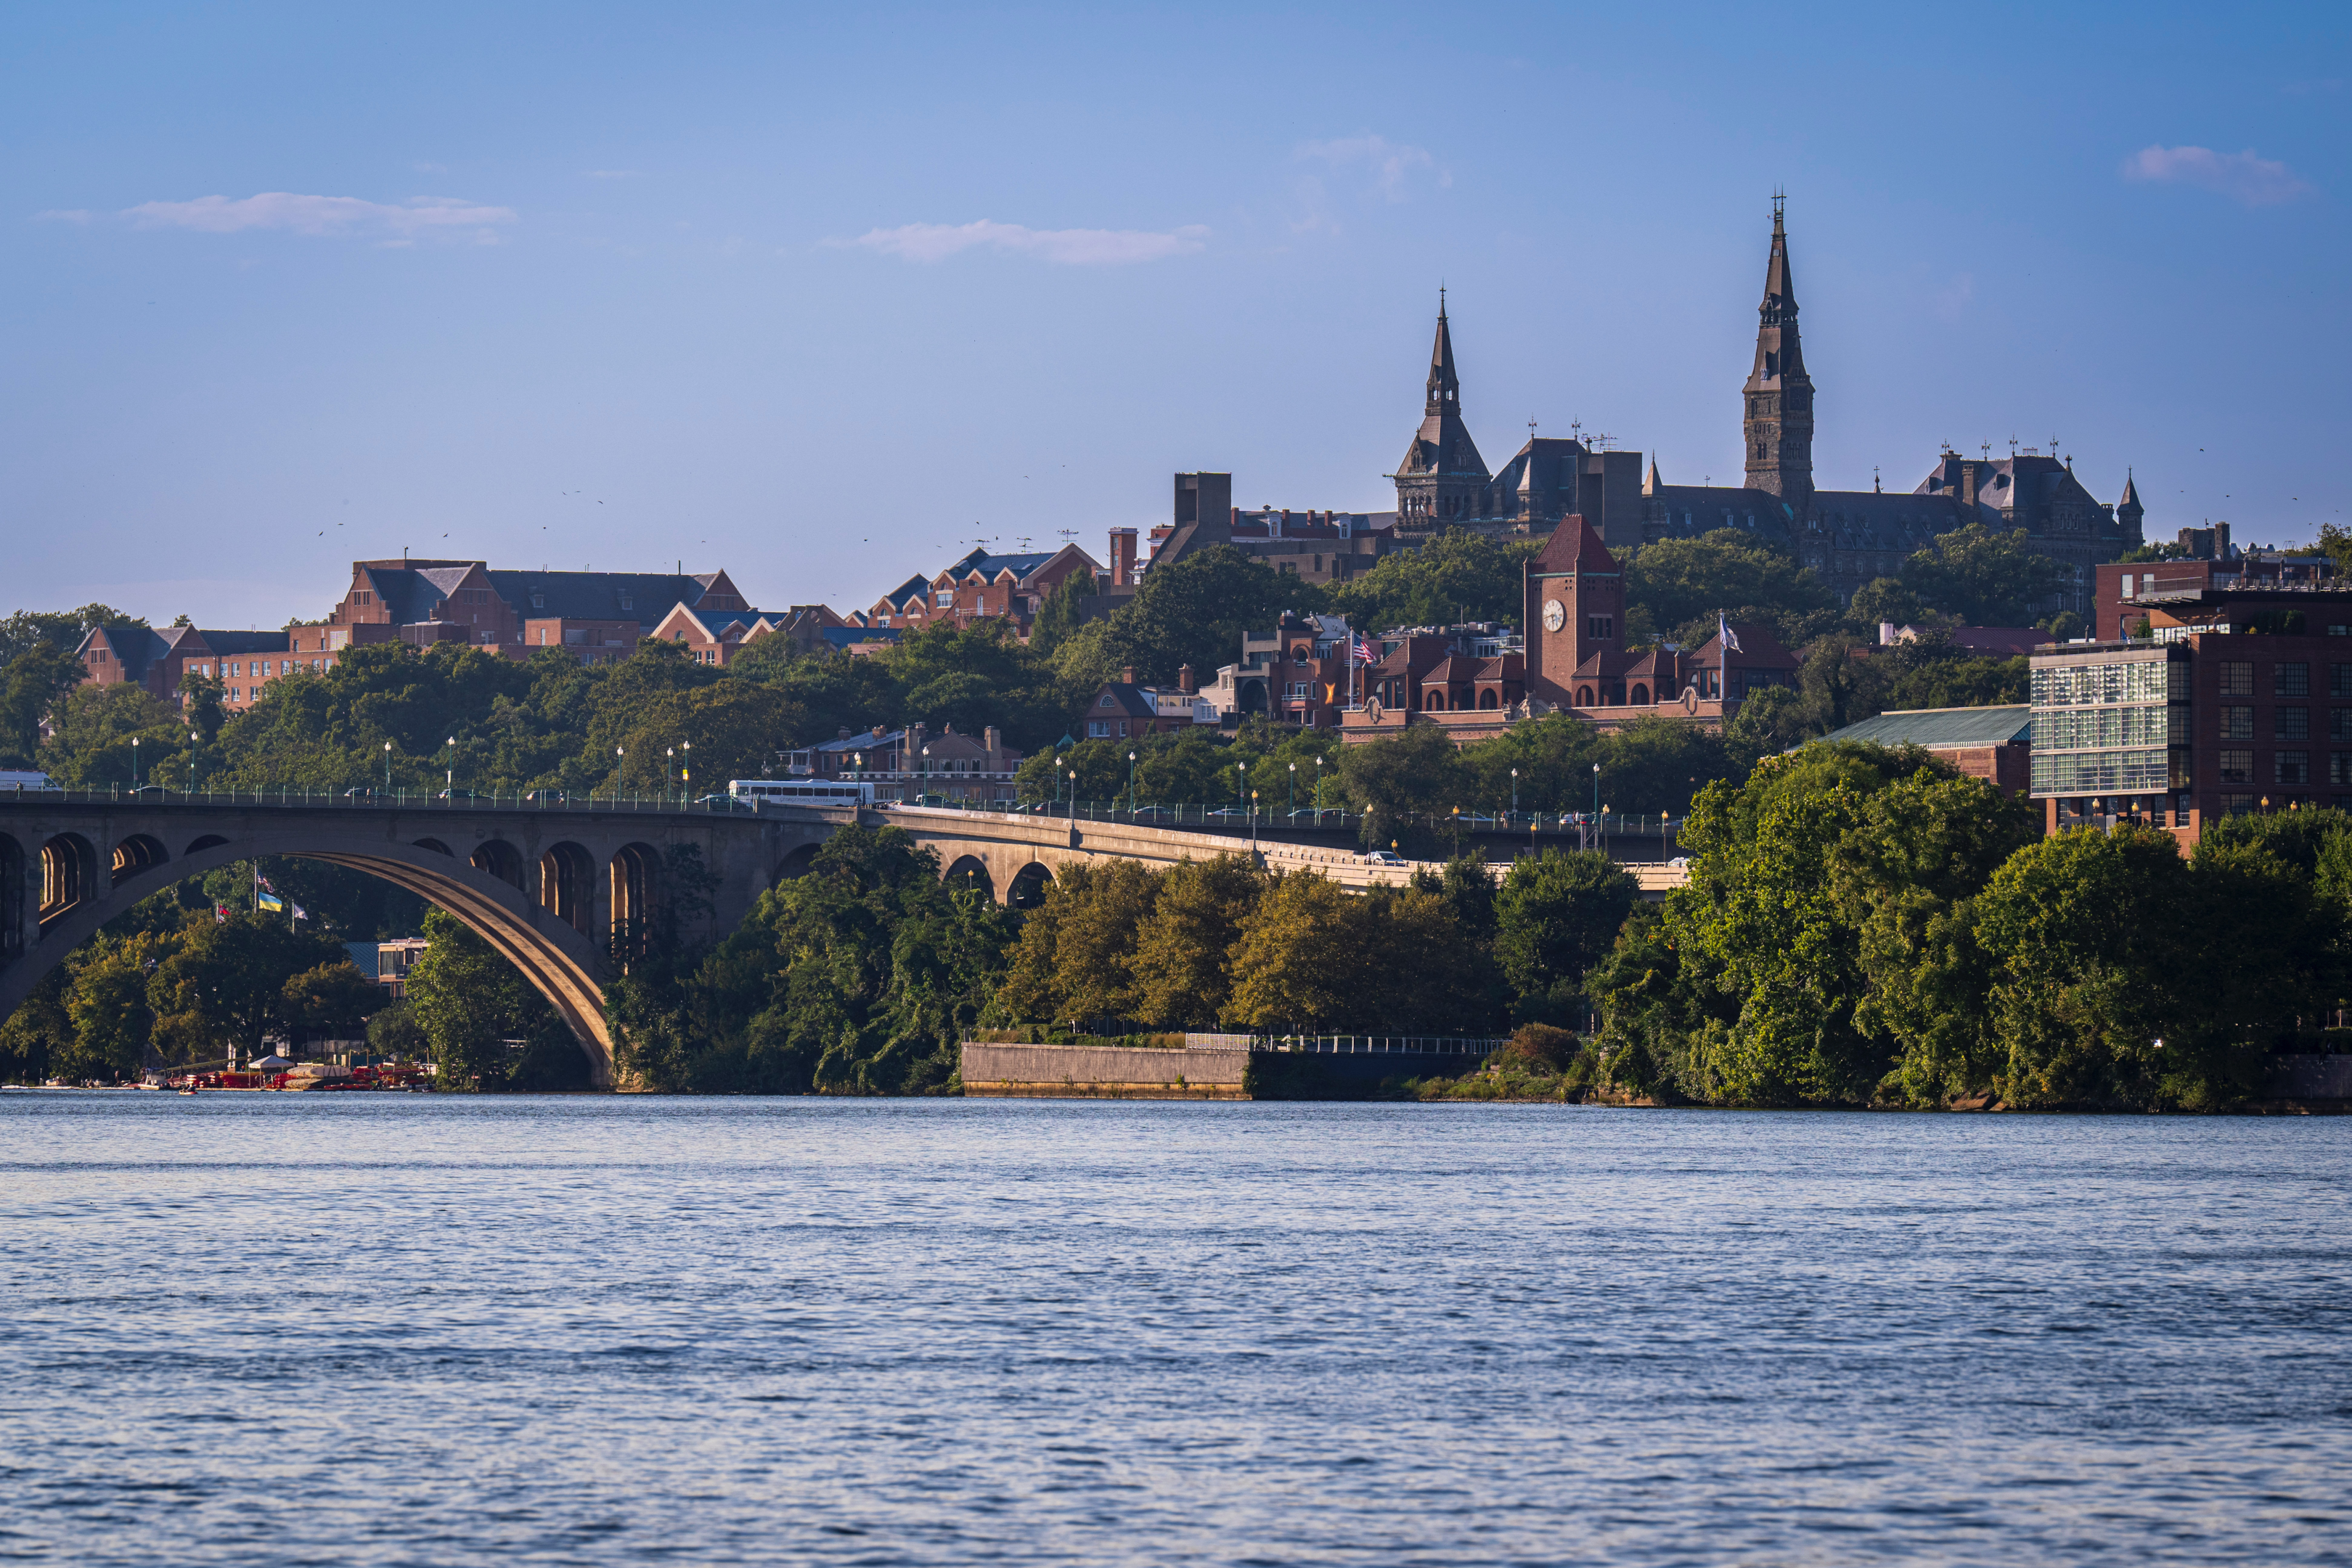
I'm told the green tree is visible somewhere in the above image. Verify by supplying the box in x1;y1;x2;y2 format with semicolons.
1493;849;1636;1024
404;908;574;1089
0;645;87;767
674;825;1016;1094
1029;571;1098;658
1902;523;2064;625
1334;722;1466;852
1845;576;1925;634
1088;546;1320;688
1624;528;1839;648
145;912;351;1065
367;1000;430;1061
1128;855;1268;1026
1326;529;1537;632
64;931;176;1080
279;962;386;1040
1222;872;1371;1032
0;605;146;666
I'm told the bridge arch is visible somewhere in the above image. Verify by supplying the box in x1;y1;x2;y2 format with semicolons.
0;833;616;1087
470;838;524;888
943;854;993;900
536;841;595;935
610;842;659;964
414;837;454;857
0;833;21;963
1006;861;1054;910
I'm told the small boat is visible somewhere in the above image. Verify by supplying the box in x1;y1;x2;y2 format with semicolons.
179;1087;197;1097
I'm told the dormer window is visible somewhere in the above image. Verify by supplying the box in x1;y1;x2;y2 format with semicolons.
619;595;633;611
531;593;544;610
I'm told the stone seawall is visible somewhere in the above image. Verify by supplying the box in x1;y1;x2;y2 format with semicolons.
960;1044;1250;1100
2267;1055;2352;1100
959;1042;1490;1100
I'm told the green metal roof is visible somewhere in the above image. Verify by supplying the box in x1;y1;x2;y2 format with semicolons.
1816;705;2030;750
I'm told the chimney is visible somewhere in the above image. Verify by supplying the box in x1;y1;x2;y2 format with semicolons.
984;725;1000;762
1109;528;1138;588
837;727;852;740
1178;663;1196;694
1121;666;1135;685
1879;621;1895;645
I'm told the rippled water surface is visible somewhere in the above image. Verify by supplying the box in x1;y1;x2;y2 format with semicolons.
3;1093;2348;1565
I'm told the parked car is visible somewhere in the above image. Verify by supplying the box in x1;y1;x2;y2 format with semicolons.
1359;849;1405;866
523;789;567;805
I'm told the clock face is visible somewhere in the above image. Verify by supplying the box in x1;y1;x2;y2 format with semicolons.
1543;598;1567;632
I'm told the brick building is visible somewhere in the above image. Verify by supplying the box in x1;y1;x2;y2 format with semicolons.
1147;473;1400;585
865;544;1101;637
2095;547;2336;642
327;558;753;665
1816;706;2033;796
73;624;332;714
2029;584;2352;842
1077;671;1217;741
1381;202;2144;613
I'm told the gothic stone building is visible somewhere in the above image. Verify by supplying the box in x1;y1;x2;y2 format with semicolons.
1389;203;2144;618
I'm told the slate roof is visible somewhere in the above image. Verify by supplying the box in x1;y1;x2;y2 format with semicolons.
483;569;711;621
1818;706;2032;750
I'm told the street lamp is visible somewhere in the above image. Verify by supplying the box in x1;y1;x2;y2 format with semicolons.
189;730;200;793
1127;750;1138;815
445;736;457;793
383;740;393;793
1510;766;1518;821
1314;754;1324;824
615;746;624;801
131;735;139;790
1288;761;1297;820
1066;767;1077;817
666;746;675;804
681;741;691;805
1251;788;1259;849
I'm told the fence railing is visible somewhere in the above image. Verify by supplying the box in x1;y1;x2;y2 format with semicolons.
899;796;1686;842
0;786;761;814
1257;1034;1507;1057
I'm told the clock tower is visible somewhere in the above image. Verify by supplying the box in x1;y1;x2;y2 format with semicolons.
1524;513;1622;706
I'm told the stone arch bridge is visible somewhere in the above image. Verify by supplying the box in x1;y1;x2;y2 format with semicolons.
1;797;1469;1087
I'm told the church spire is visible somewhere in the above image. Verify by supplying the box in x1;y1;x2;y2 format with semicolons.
1644;454;1662;496
1426;289;1460;416
1742;193;1815;510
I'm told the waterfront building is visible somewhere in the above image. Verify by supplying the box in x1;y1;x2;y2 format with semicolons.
2028;581;2352;841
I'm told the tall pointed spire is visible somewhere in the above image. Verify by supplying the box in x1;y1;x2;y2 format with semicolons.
1644;454;1662;496
1390;290;1490;531
1426;287;1460;416
2115;468;2144;544
1741;192;1815;511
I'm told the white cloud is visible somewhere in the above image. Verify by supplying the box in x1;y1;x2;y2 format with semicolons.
846;219;1208;266
2121;144;2313;206
121;192;518;237
1298;134;1445;200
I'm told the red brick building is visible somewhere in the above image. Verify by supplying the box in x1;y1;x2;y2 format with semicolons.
327;558;753;666
866;544;1101;637
73;624;336;715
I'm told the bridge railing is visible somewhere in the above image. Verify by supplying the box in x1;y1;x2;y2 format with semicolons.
1261;1035;1507;1056
0;786;767;814
899;794;1684;845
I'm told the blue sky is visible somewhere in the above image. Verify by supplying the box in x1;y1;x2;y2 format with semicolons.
4;2;2346;627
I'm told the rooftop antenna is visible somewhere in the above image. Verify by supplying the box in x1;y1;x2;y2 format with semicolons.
2007;433;2020;456
1981;443;1993;462
1874;465;1882;493
1772;186;1785;221
1528;416;1538;443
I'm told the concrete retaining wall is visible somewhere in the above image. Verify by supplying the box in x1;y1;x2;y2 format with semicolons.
959;1041;1490;1100
2268;1055;2352;1099
960;1043;1249;1100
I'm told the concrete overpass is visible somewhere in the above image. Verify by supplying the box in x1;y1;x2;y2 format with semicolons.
0;793;1683;1086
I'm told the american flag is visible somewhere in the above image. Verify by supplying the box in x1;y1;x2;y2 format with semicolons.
1351;635;1376;664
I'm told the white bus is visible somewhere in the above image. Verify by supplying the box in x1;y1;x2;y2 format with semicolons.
0;770;58;793
727;779;875;808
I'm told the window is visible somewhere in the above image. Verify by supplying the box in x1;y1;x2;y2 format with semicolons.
2277;662;2311;697
937;592;954;608
1098;694;1114;708
2334;710;2352;742
1587;616;1615;640
2336;666;2352;698
2223;794;2255;815
2277;752;2311;785
2278;708;2311;740
2122;574;2134;597
2219;750;2255;784
2332;626;2351;638
1087;720;1109;738
2333;755;2352;787
2218;661;2253;697
531;594;545;610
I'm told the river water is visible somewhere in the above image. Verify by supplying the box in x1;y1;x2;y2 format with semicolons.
3;1094;2347;1566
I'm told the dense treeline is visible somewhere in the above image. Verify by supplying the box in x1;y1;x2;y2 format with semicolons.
1592;744;2351;1110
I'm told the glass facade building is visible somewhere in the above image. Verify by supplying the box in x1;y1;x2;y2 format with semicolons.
2029;647;2189;799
